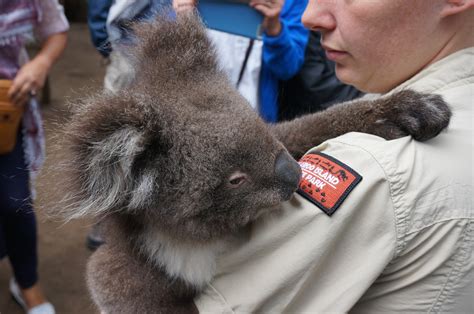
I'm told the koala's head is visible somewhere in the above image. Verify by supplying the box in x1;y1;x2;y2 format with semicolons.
61;12;301;242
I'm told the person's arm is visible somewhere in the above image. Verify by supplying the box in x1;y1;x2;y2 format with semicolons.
173;0;196;13
173;0;308;81
88;0;114;57
249;0;284;36
8;0;69;106
258;0;309;80
8;33;67;107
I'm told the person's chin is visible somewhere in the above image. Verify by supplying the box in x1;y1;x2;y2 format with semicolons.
335;61;399;93
333;64;375;93
334;64;359;87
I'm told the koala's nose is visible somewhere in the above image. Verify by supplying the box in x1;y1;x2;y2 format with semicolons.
274;151;302;200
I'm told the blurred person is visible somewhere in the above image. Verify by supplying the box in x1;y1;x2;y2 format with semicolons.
278;30;363;121
87;0;171;250
193;0;474;312
89;0;170;94
174;0;309;123
86;0;124;251
0;0;68;313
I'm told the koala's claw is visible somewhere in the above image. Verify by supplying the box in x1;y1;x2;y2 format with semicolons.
387;90;452;141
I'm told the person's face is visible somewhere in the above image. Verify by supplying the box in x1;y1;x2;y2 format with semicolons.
302;0;447;93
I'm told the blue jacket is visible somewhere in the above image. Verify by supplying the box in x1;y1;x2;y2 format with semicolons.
260;0;309;123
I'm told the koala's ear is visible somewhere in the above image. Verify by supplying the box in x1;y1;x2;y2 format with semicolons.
63;125;149;219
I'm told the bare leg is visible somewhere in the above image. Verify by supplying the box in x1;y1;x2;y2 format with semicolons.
21;283;48;309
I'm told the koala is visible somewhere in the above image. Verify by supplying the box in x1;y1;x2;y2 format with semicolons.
56;11;451;314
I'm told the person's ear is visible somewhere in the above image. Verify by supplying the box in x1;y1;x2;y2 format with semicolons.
441;0;474;17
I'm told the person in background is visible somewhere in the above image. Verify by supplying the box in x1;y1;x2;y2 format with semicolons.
87;0;113;60
86;0;171;250
86;0;117;251
278;31;363;121
89;0;170;94
0;1;68;314
194;0;473;312
174;0;309;123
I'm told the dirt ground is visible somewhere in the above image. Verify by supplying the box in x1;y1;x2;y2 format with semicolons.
0;24;105;314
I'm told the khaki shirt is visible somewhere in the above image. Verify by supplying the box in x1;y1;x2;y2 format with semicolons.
196;48;474;313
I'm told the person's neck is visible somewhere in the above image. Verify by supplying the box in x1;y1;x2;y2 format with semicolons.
426;12;474;68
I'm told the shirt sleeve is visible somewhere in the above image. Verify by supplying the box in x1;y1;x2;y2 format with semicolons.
261;0;309;80
195;136;399;313
35;0;69;42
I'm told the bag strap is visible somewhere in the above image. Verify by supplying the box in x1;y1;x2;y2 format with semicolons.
236;39;255;88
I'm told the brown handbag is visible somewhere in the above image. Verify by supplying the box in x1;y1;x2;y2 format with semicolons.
0;80;24;154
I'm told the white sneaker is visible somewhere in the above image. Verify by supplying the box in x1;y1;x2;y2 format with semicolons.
9;279;56;314
26;303;55;314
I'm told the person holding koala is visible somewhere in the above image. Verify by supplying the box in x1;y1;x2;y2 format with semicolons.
193;0;474;312
56;4;465;313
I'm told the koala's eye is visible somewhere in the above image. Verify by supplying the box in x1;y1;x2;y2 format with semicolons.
227;171;248;188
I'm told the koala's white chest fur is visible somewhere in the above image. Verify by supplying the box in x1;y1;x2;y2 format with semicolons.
141;228;227;289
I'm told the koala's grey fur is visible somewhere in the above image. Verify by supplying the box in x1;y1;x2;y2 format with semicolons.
56;11;451;314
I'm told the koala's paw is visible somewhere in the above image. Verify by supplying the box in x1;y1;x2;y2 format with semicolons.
380;90;452;141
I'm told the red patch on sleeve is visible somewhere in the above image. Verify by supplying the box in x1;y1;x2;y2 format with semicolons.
297;151;362;216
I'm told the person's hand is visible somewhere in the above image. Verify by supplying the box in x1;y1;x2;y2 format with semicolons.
173;0;196;13
249;0;285;36
8;56;51;107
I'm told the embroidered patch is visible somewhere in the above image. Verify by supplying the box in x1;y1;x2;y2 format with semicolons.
297;151;362;216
